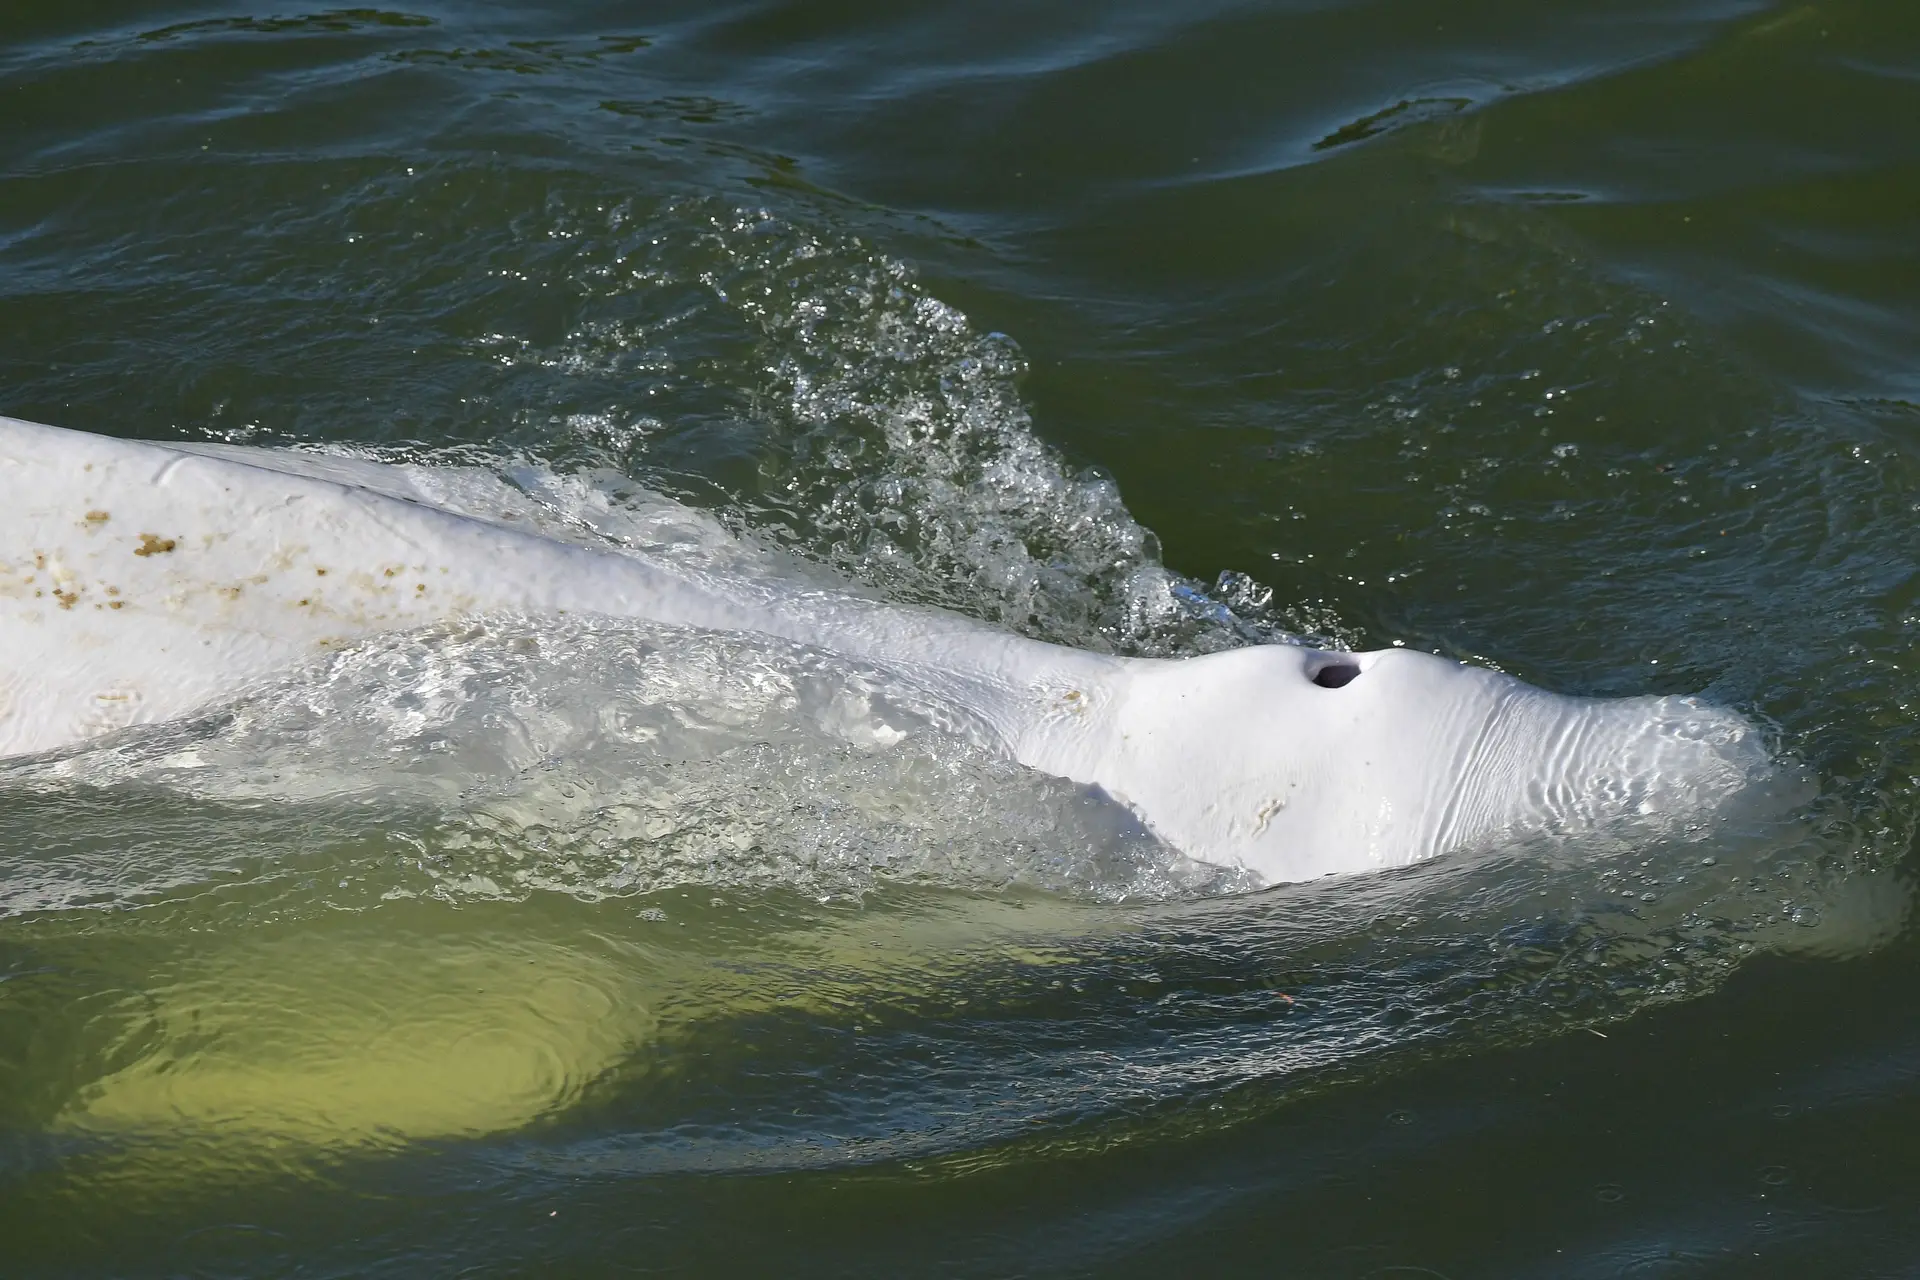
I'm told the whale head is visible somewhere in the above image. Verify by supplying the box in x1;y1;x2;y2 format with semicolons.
1092;643;1776;884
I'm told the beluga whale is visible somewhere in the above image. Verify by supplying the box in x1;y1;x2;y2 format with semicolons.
0;416;1773;885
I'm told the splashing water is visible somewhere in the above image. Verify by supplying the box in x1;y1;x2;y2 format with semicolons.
464;198;1338;653
0;196;1896;1194
6;612;1248;910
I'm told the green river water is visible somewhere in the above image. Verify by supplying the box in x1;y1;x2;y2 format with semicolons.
2;1;1918;1275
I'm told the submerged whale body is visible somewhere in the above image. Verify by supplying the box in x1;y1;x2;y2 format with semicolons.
0;416;1771;885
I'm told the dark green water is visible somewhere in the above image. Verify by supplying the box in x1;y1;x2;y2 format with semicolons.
3;1;1919;1275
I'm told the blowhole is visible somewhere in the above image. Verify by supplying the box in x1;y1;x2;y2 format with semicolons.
1311;661;1361;689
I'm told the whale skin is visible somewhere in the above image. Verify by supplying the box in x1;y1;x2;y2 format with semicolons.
0;416;1773;884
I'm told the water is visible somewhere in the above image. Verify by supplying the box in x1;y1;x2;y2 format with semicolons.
2;1;1917;1274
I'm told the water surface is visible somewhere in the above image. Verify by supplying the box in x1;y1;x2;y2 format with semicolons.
3;1;1919;1275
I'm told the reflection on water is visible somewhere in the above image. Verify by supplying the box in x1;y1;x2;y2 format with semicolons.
59;924;652;1148
1;755;1896;1186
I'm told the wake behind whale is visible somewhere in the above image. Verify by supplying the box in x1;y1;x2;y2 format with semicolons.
0;416;1775;885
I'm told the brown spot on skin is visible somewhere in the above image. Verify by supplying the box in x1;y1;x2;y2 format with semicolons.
107;601;124;610
34;553;46;571
383;567;398;578
105;585;120;596
219;585;243;600
315;567;328;576
84;510;110;526
54;589;78;610
134;534;177;557
416;583;426;593
1252;796;1287;836
297;598;311;607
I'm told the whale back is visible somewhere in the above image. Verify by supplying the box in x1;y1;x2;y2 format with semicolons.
0;417;1779;884
0;419;738;754
0;418;1105;757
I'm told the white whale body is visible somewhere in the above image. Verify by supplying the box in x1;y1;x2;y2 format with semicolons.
0;416;1771;885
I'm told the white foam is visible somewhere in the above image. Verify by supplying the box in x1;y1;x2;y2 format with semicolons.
7;615;1252;907
508;200;1341;654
